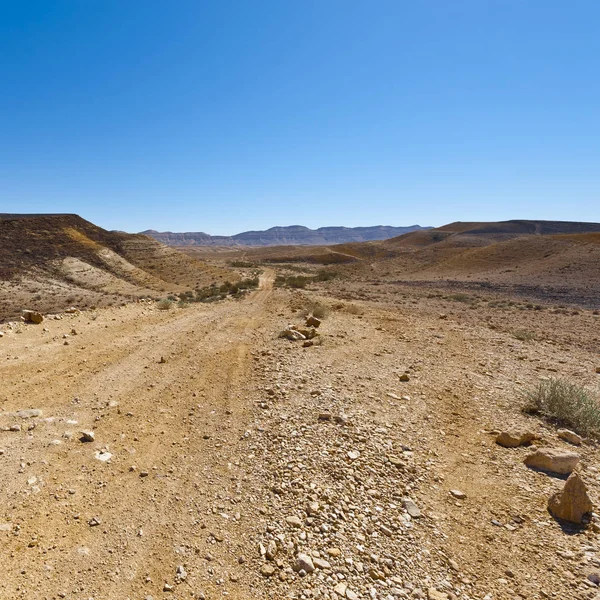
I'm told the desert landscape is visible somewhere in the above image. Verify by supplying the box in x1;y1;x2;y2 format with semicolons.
1;214;600;600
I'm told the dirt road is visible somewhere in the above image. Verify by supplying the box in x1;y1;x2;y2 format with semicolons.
1;275;599;599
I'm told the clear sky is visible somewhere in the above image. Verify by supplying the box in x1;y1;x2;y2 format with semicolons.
1;1;599;234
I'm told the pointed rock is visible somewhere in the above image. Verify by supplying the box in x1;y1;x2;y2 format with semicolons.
548;472;593;524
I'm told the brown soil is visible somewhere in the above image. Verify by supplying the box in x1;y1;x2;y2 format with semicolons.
1;260;600;600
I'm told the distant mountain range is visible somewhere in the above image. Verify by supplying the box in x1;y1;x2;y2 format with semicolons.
141;225;430;247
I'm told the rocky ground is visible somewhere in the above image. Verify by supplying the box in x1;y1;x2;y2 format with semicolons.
0;271;599;600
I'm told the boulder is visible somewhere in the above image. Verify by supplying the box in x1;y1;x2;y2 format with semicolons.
548;472;593;524
524;448;580;475
496;430;537;448
558;428;583;446
22;310;43;324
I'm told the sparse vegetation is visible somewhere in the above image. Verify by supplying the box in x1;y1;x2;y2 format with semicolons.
522;378;600;437
276;268;339;289
513;329;537;342
157;298;174;310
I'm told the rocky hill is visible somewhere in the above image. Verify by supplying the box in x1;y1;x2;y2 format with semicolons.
142;224;429;246
0;213;230;319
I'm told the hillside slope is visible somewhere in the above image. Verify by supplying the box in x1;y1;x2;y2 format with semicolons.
0;214;230;319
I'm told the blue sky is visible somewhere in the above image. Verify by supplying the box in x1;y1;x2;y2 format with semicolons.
1;1;599;234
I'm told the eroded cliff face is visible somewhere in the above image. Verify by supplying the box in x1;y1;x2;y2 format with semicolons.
141;224;428;246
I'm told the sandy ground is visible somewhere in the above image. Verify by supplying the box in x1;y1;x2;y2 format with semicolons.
1;271;600;600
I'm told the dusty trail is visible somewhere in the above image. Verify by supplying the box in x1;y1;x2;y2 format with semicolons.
0;271;275;599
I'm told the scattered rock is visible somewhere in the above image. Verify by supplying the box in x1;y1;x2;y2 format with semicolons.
22;310;43;324
266;540;278;560
313;557;331;569
88;517;101;527
402;498;421;518
175;565;187;581
260;564;276;577
587;573;600;586
524;448;580;475
294;553;315;573
80;430;95;442
450;489;466;499
94;450;112;462
399;373;410;382
428;589;449;600
285;515;302;528
306;316;321;328
280;328;306;341
548;472;593;524
16;409;42;419
558;428;583;446
496;430;537;448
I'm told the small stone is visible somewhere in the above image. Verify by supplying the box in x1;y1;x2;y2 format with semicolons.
318;412;332;421
450;490;466;500
347;450;360;461
294;553;315;573
175;565;187;581
94;450;112;462
399;373;410;382
163;582;173;592
88;517;101;527
80;430;95;442
313;557;331;569
428;589;449;600
345;589;359;600
402;498;421;518
558;428;583;446
16;409;42;419
496;430;536;448
266;540;278;560
286;515;302;528
334;582;347;596
587;573;600;586
306;316;321;328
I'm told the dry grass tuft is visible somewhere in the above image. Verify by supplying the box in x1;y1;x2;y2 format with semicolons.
522;378;600;437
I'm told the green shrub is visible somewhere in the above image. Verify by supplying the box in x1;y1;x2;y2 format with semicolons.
513;329;537;342
522;378;600;437
157;298;174;310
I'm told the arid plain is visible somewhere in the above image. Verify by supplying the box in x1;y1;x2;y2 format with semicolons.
1;214;600;600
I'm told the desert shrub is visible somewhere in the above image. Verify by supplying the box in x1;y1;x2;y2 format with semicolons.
449;293;473;303
314;269;339;282
229;260;256;268
513;329;537;342
301;300;330;320
178;300;190;309
157;298;174;310
345;303;364;315
522;378;600;437
275;275;311;289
